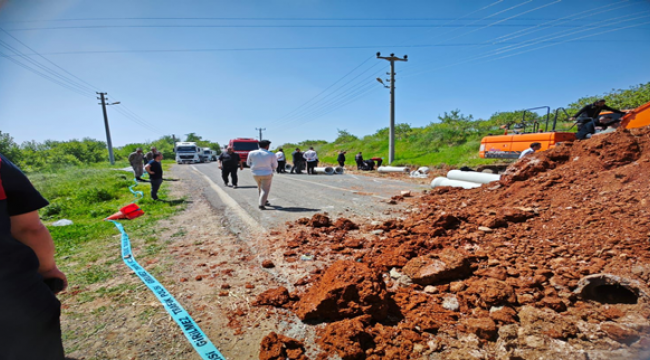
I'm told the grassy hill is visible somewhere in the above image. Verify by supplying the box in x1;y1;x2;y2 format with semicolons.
278;83;650;168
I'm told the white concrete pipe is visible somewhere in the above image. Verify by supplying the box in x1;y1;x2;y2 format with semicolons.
314;167;334;175
285;163;293;172
377;166;411;173
447;169;500;184
431;177;482;189
333;166;344;175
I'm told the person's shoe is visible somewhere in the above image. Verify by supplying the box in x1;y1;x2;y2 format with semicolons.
259;205;266;210
233;185;238;189
227;184;233;187
265;201;271;206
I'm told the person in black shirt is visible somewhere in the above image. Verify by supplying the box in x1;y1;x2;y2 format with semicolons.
0;153;67;360
571;99;625;122
290;148;304;174
145;152;164;200
217;147;243;188
337;151;346;167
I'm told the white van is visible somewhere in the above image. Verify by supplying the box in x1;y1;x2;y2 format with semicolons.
174;142;202;164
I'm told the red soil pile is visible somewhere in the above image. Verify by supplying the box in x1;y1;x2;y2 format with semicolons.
295;260;389;322
253;287;292;307
259;332;307;360
264;127;650;359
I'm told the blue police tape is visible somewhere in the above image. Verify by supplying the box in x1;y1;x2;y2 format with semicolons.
109;220;226;360
106;177;226;360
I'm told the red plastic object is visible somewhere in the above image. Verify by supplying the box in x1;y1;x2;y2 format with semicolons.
105;203;145;221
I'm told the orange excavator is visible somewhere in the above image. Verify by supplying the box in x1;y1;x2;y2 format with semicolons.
479;101;650;161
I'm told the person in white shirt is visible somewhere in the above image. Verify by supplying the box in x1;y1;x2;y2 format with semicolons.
275;148;286;174
303;146;319;175
247;140;278;210
519;142;542;159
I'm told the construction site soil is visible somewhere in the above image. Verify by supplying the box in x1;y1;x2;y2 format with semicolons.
256;127;650;360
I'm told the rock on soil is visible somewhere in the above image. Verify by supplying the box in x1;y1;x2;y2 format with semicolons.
253;287;291;307
271;127;650;359
259;332;308;360
295;260;388;322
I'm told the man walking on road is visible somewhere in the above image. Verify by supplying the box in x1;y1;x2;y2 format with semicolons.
145;153;164;200
247;140;278;210
276;148;286;174
290;148;304;174
303;146;318;175
128;148;145;181
218;147;244;188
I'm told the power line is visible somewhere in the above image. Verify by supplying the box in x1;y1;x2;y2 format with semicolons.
266;55;375;125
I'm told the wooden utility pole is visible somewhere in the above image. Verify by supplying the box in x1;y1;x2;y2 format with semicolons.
256;127;266;141
97;92;115;164
376;52;408;165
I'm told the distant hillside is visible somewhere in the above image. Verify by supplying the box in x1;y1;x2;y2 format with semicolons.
278;83;650;168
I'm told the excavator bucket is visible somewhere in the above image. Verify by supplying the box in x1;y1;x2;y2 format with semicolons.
621;101;650;129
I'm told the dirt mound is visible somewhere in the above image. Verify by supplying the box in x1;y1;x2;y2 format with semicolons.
270;127;650;359
253;287;292;307
307;213;331;228
295;260;389;322
259;332;307;360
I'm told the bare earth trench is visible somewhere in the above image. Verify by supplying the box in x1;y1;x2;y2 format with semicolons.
61;164;426;359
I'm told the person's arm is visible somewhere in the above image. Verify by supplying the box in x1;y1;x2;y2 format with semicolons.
602;105;625;114
145;163;154;175
128;153;135;163
272;154;278;170
11;211;67;291
246;153;252;167
571;105;589;120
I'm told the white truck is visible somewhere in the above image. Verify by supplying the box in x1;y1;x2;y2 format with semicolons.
202;148;217;162
174;142;203;164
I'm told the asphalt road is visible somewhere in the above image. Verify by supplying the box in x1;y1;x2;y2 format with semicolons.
173;162;428;234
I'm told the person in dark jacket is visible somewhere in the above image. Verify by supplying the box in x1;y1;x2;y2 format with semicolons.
290;148;304;174
145;153;164;200
571;99;625;122
355;152;364;170
0;153;68;360
218;147;244;187
337;151;346;167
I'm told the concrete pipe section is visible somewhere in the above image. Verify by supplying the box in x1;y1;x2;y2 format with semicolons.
447;169;500;184
377;166;411;173
333;166;345;175
314;167;335;175
284;163;293;172
431;177;482;189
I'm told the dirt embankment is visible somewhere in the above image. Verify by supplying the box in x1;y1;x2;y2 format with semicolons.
257;127;650;360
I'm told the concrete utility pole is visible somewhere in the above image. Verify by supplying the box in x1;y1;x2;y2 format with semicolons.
256;127;266;141
97;92;115;165
376;52;408;165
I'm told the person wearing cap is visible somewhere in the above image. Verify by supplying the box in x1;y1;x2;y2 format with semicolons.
128;148;145;181
247;140;278;210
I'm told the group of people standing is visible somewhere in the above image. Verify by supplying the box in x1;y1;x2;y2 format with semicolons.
128;146;165;200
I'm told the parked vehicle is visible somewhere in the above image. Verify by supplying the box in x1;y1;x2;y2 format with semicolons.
174;142;203;164
228;138;259;165
202;148;218;161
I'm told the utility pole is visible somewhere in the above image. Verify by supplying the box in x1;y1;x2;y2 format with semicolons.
256;127;266;141
97;92;115;165
376;52;408;165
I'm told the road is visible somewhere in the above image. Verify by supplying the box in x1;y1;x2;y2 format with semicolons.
173;162;428;234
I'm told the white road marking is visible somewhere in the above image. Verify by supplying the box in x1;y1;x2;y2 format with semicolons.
190;166;266;234
280;176;390;200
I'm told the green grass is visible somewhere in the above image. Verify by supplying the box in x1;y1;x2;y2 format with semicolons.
28;160;184;288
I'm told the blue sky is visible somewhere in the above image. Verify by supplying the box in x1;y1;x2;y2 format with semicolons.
1;0;649;148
